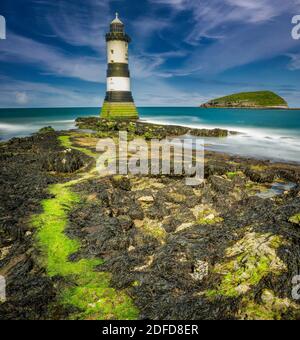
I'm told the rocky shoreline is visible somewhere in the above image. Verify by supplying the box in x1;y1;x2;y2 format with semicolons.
0;119;300;320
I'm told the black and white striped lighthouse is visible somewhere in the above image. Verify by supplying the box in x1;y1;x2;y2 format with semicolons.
101;13;139;120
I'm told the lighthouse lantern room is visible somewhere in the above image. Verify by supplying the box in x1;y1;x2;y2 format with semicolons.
101;13;139;120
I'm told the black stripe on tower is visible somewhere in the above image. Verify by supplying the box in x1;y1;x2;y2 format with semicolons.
107;63;130;77
105;91;134;103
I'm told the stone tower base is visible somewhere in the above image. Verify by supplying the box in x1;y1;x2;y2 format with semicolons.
101;101;139;120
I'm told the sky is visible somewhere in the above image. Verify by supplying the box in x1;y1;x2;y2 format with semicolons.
0;0;300;107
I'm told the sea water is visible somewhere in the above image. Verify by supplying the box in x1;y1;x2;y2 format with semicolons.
1;107;300;163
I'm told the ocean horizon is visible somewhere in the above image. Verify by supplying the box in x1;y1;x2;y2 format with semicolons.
1;106;300;164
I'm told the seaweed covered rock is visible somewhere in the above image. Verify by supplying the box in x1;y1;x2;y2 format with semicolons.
37;126;55;134
75;117;229;138
41;149;88;173
190;128;228;137
2;124;300;320
0;132;71;320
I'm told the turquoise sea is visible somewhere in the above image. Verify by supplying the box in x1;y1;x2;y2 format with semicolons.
0;107;300;163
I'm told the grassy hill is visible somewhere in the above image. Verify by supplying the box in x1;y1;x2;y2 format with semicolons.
201;91;288;109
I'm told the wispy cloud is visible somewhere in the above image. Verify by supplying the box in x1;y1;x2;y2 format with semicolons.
148;0;300;74
131;50;187;78
0;75;102;107
287;53;300;70
1;0;300;107
36;0;110;51
0;32;105;82
133;77;211;106
150;0;299;42
132;16;171;41
184;14;298;75
15;92;29;105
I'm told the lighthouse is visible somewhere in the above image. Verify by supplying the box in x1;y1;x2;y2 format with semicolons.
101;13;139;120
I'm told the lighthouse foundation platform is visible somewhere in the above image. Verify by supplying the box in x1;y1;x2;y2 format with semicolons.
101;101;138;120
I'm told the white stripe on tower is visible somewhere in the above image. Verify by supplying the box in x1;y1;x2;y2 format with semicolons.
107;40;128;64
107;77;130;92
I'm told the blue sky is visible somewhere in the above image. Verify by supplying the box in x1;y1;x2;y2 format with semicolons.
0;0;300;107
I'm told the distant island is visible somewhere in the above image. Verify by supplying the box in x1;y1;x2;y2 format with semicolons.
200;91;288;109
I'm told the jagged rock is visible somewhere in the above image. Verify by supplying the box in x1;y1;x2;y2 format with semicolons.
75;117;230;138
41;149;88;173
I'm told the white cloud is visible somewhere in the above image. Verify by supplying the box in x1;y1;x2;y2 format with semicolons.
0;32;106;82
184;12;299;74
131;50;187;79
1;0;300;108
0;75;103;108
150;0;298;45
0;74;208;108
149;0;300;75
287;53;300;70
16;92;29;105
132;16;172;41
133;77;211;106
38;0;110;51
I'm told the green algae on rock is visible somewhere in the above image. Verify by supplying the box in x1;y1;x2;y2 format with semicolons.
101;102;139;120
289;213;300;226
31;137;138;320
197;209;224;225
206;232;286;298
37;126;56;134
2;124;300;320
239;290;300;320
134;218;167;244
75;117;229;138
58;135;97;158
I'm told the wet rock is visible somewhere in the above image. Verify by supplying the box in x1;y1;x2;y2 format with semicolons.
288;213;300;226
111;175;131;191
2;126;300;320
208;175;234;194
190;260;209;282
117;215;134;231
41;149;87;173
75;117;230;138
245;168;275;183
37;126;55;134
190;128;228;138
0;133;73;319
138;196;154;203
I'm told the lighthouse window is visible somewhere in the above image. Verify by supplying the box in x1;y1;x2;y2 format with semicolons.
111;49;114;54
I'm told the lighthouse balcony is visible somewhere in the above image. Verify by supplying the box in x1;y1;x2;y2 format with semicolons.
106;32;131;43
